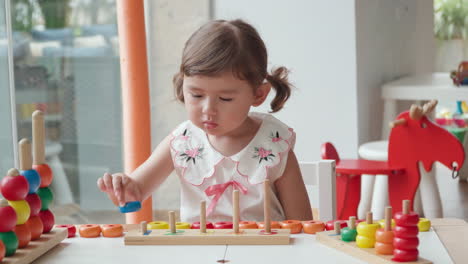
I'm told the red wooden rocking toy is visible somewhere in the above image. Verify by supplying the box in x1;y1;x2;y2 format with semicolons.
322;100;465;219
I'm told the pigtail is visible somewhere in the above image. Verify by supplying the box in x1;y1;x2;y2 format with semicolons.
266;67;292;113
173;71;185;102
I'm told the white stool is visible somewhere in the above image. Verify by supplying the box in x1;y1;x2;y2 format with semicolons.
358;140;442;219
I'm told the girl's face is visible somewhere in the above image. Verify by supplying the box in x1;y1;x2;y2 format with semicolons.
183;71;266;137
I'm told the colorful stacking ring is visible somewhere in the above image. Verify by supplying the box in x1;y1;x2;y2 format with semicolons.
280;220;303;234
175;222;191;229
257;221;281;229
79;224;101;238
102;224;124;237
417;218;431;232
378;219;395;229
302;220;325;234
147;221;169;229
214;221;233;229
239;221;258;229
191;221;214;229
55;224;76;238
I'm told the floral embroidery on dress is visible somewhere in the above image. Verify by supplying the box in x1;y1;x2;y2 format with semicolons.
253;147;275;163
179;146;204;164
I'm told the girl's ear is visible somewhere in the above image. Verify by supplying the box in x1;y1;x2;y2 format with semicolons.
252;82;271;106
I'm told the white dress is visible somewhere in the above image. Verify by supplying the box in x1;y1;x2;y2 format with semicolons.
170;112;296;222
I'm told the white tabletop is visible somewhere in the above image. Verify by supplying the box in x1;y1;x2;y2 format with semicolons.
382;73;468;101
33;229;452;264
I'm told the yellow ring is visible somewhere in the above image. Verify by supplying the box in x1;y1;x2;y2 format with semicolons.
418;218;431;232
377;219;395;229
175;222;191;229
147;221;169;229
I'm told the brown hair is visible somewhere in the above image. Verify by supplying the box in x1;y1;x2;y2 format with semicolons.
173;19;292;113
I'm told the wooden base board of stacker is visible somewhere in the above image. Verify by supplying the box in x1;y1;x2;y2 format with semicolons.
125;228;290;245
2;228;68;264
316;231;432;264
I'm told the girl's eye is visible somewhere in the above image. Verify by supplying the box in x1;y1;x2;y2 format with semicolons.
220;97;233;102
191;94;202;98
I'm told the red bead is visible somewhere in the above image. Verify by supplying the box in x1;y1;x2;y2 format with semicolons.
394;237;419;250
25;193;42;216
26;215;44;240
32;164;53;188
393;225;419;238
325;220;348;231
191;221;214;229
394;212;419;226
56;224;76;238
214;221;233;229
392;248;419;262
0;174;29;201
0;206;17;232
38;209;55;233
13;224;31;248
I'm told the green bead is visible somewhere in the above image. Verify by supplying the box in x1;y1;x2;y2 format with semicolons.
0;231;19;256
341;227;357;242
37;187;54;210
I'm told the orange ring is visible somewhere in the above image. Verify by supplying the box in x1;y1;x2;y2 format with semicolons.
79;224;101;238
280;220;303;234
101;224;123;238
257;221;281;229
302;220;325;234
239;221;258;229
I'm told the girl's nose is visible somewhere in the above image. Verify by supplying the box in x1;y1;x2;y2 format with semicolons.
202;98;217;115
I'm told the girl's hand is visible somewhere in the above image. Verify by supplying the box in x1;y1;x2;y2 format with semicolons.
97;172;142;207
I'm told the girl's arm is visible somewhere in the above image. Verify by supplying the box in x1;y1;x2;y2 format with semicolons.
97;134;174;206
274;150;313;220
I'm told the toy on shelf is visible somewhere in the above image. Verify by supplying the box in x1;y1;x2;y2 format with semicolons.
450;61;468;86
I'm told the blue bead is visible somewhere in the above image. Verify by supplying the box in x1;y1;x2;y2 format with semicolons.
119;201;141;213
21;169;41;193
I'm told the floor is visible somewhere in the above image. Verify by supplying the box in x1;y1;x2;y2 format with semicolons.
54;165;468;225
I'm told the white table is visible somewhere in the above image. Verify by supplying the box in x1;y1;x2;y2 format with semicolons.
32;228;452;264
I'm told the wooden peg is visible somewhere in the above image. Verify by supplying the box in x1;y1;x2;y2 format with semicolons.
403;200;410;215
334;221;341;235
384;207;392;231
140;221;147;234
233;190;240;233
32;110;46;165
349;216;356;230
200;200;206;233
19;138;32;171
263;180;271;233
366;212;373;224
169;211;176;233
389;119;406;128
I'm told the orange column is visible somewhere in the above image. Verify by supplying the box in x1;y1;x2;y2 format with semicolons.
116;0;153;223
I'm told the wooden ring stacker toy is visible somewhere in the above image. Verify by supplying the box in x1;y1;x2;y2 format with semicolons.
325;220;348;231
191;221;214;229
147;221;169;229
257;221;281;229
280;220;302;234
302;220;325;234
119;201;141;213
418;218;431;232
102;224;124;237
214;221;233;229
375;207;394;255
239;221;258;229
56;224;77;238
79;224;101;238
175;222;191;229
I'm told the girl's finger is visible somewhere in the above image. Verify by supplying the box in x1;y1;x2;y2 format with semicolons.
103;173;113;192
97;178;106;192
112;175;124;206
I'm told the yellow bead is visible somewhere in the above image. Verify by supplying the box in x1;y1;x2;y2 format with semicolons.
8;200;30;225
147;221;169;229
377;219;395;229
418;218;431;232
356;222;380;237
175;222;191;229
356;235;375;248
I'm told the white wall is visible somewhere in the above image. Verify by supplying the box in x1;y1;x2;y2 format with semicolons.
355;0;434;143
214;0;359;160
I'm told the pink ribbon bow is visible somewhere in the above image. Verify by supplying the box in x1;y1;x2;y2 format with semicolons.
204;180;248;216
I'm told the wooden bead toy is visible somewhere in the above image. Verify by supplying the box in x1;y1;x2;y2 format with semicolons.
214;221;233;229
13;223;31;248
56;224;76;238
8;200;31;225
341;216;357;241
25;193;42;216
0;169;29;201
0;231;18;256
119;201;141;213
79;224;102;238
32;111;53;187
191;221;214;229
325;220;348;231
418;218;431;232
239;221;258;229
302;220;325;234
176;222;191;229
39;209;55;233
280;220;302;234
37;187;54;210
356;212;379;248
169;211;177;234
392;200;419;262
0;240;5;262
375;207;394;255
257;221;281;229
102;224;124;237
0;200;17;232
199;200;207;233
26;215;44;240
147;221;169;229
19;138;41;193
